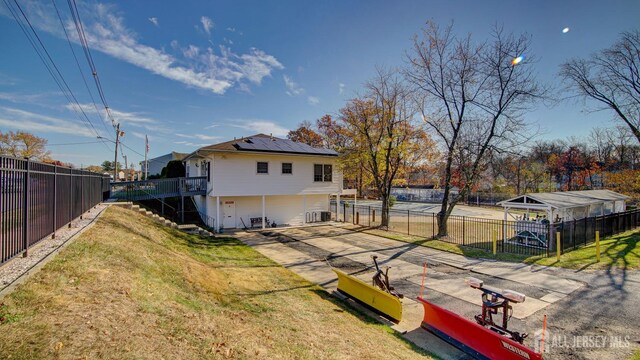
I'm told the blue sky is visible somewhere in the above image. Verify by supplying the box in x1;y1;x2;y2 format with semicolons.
0;0;639;167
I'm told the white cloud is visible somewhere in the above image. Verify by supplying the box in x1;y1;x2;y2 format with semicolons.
0;91;61;104
131;131;147;140
200;16;213;34
339;83;345;94
307;96;320;106
148;17;159;26
0;2;283;94
175;133;221;141
283;75;304;96
230;120;289;137
183;45;199;59
226;27;236;32
64;103;173;135
0;106;95;137
174;140;208;147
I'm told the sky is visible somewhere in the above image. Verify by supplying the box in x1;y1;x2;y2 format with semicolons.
0;0;639;168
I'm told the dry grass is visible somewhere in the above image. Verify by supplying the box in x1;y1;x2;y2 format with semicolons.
0;206;430;359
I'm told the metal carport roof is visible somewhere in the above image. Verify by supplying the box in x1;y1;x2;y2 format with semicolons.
498;190;629;210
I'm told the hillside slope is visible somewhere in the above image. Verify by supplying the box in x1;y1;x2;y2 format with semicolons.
0;206;429;359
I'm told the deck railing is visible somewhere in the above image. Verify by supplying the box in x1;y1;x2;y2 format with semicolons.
110;177;207;201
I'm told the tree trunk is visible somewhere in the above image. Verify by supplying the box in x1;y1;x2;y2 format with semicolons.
380;193;390;229
437;184;451;237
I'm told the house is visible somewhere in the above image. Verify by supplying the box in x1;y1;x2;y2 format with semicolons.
140;151;188;178
183;134;350;230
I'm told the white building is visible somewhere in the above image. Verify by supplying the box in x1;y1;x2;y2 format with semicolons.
140;152;188;178
184;134;348;230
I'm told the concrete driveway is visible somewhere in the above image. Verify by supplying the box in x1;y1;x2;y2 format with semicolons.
234;223;639;360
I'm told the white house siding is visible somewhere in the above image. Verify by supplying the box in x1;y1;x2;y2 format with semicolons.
206;194;329;228
210;153;340;196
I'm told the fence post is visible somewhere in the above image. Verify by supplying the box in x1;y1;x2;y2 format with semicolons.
556;232;561;261
353;204;355;224
80;172;84;219
462;216;465;245
432;213;435;238
343;203;346;222
492;230;497;255
22;158;30;257
407;210;410;235
181;195;185;223
369;206;371;227
69;171;73;228
52;165;57;239
595;231;601;262
572;219;576;250
584;218;588;246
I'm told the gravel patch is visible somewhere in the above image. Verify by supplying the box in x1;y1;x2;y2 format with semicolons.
0;203;108;295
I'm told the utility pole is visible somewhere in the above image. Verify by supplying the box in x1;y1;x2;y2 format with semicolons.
113;123;121;182
144;134;149;180
125;155;128;180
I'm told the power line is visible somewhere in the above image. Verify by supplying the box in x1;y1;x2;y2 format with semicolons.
67;0;117;129
47;140;104;146
2;0;111;152
51;0;112;138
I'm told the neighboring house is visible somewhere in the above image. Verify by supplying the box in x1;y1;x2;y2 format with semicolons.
140;152;188;177
184;134;347;229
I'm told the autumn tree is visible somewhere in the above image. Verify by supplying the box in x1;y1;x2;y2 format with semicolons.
405;22;543;236
561;30;640;143
287;120;324;147
337;68;421;228
0;131;50;161
85;165;104;173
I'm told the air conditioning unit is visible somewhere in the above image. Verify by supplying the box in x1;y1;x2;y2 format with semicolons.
321;211;331;222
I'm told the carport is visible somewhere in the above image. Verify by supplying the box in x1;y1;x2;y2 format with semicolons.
497;190;629;223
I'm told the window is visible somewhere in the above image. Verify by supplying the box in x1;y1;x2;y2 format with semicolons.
323;164;332;182
257;161;269;174
206;161;211;182
282;162;292;174
314;164;323;181
314;164;333;182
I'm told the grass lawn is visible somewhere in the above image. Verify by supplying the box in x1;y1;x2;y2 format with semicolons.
360;228;531;262
0;206;430;359
360;226;640;271
527;229;640;270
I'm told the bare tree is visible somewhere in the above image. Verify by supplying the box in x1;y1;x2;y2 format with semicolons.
561;30;640;143
405;22;543;236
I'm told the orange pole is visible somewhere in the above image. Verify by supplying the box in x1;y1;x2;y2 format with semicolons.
420;262;427;298
541;314;547;355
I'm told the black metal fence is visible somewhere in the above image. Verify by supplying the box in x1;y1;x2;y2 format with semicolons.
552;209;640;253
330;202;640;257
1;156;110;265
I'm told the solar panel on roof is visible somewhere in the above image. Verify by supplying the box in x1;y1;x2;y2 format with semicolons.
233;136;337;155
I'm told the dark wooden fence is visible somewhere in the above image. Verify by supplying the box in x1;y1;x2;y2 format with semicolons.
0;156;110;265
331;201;640;258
